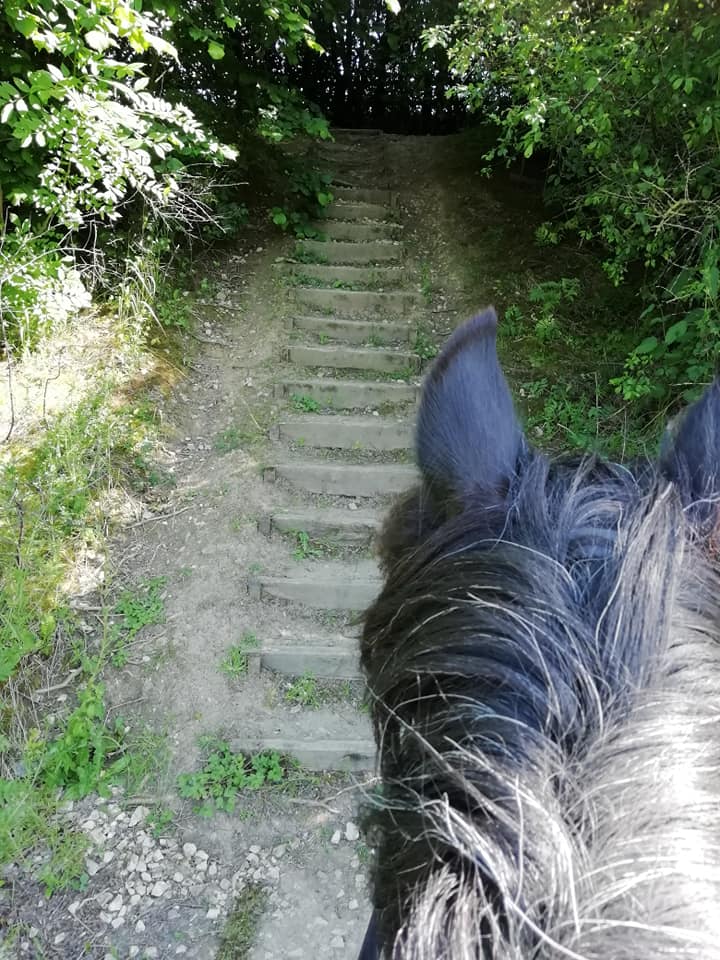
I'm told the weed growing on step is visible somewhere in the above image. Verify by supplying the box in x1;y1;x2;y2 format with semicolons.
217;884;270;960
414;329;438;361
284;672;321;709
366;333;386;348
292;246;328;265
290;393;321;413
318;332;330;344
177;740;287;815
419;261;433;304
219;632;259;679
147;807;174;839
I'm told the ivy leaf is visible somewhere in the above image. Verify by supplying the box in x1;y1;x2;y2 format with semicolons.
207;40;225;61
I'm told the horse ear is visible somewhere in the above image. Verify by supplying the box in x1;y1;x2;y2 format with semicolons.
416;309;526;500
661;380;720;516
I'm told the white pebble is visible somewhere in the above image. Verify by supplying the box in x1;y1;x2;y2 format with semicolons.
182;842;197;858
135;920;146;933
206;907;220;920
345;822;360;842
150;880;169;897
330;830;341;846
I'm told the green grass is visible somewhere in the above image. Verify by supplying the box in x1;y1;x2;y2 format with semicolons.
217;885;270;960
219;632;259;679
283;672;321;708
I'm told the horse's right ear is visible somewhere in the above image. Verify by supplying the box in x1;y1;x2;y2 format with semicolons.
416;309;527;500
661;380;720;516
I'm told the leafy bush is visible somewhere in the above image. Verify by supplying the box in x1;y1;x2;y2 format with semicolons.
429;0;720;405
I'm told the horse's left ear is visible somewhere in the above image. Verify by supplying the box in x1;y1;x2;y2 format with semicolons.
661;380;720;512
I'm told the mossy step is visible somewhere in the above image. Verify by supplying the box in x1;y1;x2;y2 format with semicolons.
294;287;421;316
285;263;404;287
264;460;416;497
316;220;401;242
325;202;391;221
278;377;418;409
258;506;380;543
230;737;375;772
272;415;412;451
332;187;396;207
297;239;401;264
284;344;418;374
290;316;412;345
247;636;362;680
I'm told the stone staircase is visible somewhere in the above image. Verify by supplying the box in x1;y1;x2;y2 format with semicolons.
240;129;427;773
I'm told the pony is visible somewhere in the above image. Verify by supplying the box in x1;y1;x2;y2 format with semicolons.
358;308;720;959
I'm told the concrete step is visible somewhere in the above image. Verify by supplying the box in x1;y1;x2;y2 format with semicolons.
316;221;400;242
264;460;416;497
332;187;396;207
285;263;404;288
258;506;380;543
230;736;375;773
247;560;380;610
294;287;421;316
273;415;412;451
290;316;412;345
331;127;382;137
278;377;418;410
297;239;401;264
285;344;417;374
247;636;362;680
325;202;390;221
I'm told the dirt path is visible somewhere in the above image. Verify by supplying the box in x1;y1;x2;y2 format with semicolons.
2;130;442;960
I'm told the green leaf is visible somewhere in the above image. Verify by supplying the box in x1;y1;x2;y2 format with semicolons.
386;0;401;12
207;41;225;61
634;336;658;355
85;30;113;52
664;320;687;345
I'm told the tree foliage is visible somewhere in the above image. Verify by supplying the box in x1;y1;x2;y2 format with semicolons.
431;0;720;403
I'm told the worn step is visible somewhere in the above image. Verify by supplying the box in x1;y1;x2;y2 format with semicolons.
294;287;421;316
264;461;416;497
285;343;417;375
230;737;375;773
247;636;362;680
297;239;401;264
247;560;380;610
290;316;411;345
273;415;412;451
325;202;391;221
332;187;396;207
285;263;404;288
258;506;380;543
279;377;418;410
332;127;382;137
316;220;400;242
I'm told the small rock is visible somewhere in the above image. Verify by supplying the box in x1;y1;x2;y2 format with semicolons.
54;934;66;946
330;830;341;845
129;805;149;827
345;822;360;842
331;935;345;950
182;842;197;858
85;858;100;876
208;862;217;877
349;899;359;910
272;844;286;859
103;850;114;864
68;901;80;917
129;948;140;959
206;907;220;920
145;949;159;959
111;917;124;930
135;920;146;933
249;845;261;854
150;880;170;898
173;871;184;883
196;849;209;861
108;894;123;912
220;878;231;891
176;948;187;956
